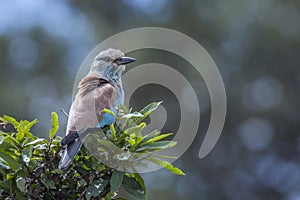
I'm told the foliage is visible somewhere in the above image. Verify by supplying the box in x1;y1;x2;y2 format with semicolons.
0;102;184;200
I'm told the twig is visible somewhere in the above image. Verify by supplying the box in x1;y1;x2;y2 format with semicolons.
60;109;69;117
98;185;111;199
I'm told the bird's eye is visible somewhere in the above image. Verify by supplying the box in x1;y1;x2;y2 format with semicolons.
114;58;122;62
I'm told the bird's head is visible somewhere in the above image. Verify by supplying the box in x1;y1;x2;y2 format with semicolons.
90;48;136;83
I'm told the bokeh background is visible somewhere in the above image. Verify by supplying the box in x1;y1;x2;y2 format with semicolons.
1;0;300;199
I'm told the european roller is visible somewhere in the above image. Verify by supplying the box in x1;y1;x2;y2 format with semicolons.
59;48;136;170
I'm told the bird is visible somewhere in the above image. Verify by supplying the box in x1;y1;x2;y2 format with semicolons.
58;48;136;170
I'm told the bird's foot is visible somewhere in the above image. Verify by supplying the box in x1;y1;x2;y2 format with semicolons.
60;128;103;146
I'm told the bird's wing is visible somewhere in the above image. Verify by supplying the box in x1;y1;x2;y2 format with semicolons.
59;74;119;169
66;73;119;136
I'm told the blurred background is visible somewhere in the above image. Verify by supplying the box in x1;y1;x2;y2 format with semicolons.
1;0;300;199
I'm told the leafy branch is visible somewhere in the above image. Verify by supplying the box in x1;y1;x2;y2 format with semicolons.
0;102;184;200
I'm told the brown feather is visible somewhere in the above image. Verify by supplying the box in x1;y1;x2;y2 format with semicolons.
78;73;110;97
66;72;119;135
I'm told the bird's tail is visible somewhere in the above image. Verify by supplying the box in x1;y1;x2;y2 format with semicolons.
59;139;83;170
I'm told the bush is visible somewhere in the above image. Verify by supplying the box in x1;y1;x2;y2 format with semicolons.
0;102;184;200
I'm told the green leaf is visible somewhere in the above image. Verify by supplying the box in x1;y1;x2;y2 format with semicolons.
15;189;27;200
43;180;56;189
34;143;47;150
0;162;9;170
116;123;145;145
123;176;146;200
122;112;143;118
22;148;32;164
0;181;9;190
85;192;92;200
136;141;177;152
16;177;26;193
89;138;124;161
49;112;59;139
0;141;18;150
86;179;106;199
126;134;136;146
124;124;145;139
0;148;17;158
135;101;162;124
139;130;160;142
24;131;35;139
1;115;19;127
0;152;20;171
110;124;117;139
16;129;24;141
6;171;18;180
96;139;122;152
102;108;115;116
24;119;38;132
24;138;47;147
131;173;146;195
139;133;173;146
15;119;36;141
147;157;185;175
51;169;63;174
3;135;20;145
0;135;5;144
110;170;124;192
119;104;129;114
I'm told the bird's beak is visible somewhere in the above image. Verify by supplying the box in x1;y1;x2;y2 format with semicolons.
117;57;136;65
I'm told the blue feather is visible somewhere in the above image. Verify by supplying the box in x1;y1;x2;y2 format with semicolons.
97;85;123;128
98;107;116;128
